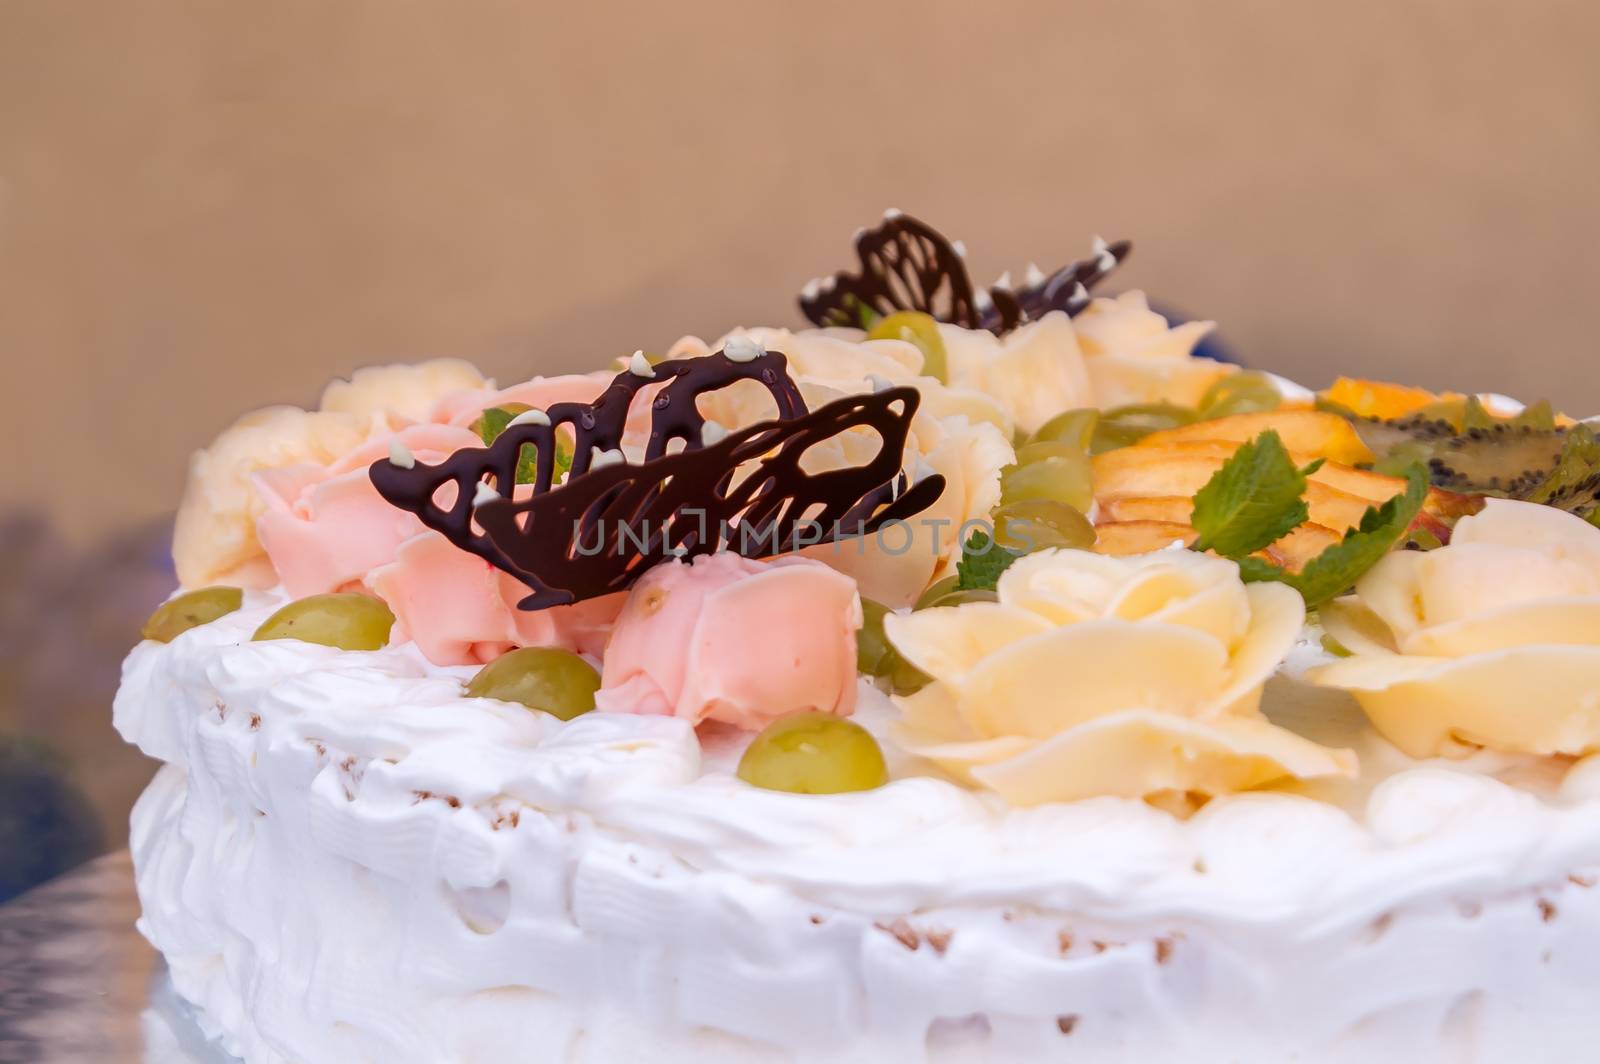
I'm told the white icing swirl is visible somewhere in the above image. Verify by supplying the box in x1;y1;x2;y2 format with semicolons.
119;597;1600;1062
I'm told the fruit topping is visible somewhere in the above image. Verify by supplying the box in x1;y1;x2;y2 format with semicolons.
736;712;889;794
251;593;395;651
464;646;600;720
141;586;243;643
866;310;949;383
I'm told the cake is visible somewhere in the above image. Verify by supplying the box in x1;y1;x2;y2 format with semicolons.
116;213;1600;1063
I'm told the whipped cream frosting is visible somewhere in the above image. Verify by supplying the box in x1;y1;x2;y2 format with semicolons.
119;597;1600;1063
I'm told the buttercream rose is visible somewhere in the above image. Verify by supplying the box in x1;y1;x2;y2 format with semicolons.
1311;500;1600;758
173;359;490;588
596;553;862;730
1072;292;1231;409
936;312;1093;435
887;548;1355;806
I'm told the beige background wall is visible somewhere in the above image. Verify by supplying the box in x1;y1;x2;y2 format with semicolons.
3;0;1599;537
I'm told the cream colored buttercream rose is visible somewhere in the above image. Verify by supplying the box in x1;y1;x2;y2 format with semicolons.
172;359;489;588
886;548;1356;806
935;312;1093;435
1311;499;1600;758
1073;291;1232;408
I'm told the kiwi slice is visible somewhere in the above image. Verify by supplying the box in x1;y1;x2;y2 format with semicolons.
1345;409;1569;497
1527;425;1600;522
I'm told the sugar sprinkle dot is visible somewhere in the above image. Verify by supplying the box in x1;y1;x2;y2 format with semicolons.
387;439;416;469
723;335;765;363
507;407;551;428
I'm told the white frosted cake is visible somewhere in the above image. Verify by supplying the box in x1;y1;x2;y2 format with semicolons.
117;213;1600;1062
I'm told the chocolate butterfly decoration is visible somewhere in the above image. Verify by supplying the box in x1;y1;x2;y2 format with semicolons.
799;210;1131;335
369;348;946;609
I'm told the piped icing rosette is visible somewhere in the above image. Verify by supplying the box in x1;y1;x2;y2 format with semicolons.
887;548;1356;806
1312;499;1600;758
596;552;862;730
171;359;493;589
1072;291;1231;408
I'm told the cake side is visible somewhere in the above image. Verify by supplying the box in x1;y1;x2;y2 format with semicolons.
119;598;1600;1063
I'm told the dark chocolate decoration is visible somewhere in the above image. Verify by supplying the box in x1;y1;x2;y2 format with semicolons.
799;211;1131;336
369;350;946;609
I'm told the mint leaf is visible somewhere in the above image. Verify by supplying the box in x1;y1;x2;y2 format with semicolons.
1234;555;1289;585
954;531;1020;591
1189;431;1322;558
473;405;573;485
1286;464;1429;608
473;405;519;445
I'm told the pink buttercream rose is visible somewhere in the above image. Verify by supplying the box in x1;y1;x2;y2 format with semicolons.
428;372;616;429
254;423;483;599
254;419;623;666
368;534;621;665
596;553;863;730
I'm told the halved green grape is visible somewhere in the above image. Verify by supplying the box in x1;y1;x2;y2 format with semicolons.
991;499;1096;553
867;311;949;384
1198;372;1282;420
999;452;1093;512
1014;439;1088;467
913;576;960;611
856;599;895;676
886;653;931;696
141;586;243;643
736;712;889;794
1030;408;1100;450
464;646;600;720
1090;403;1198;453
251;593;395;651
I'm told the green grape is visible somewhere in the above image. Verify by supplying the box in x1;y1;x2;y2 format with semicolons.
1198;372;1282;419
141;586;243;643
1030;408;1099;450
886;653;932;695
867;311;949;384
991;500;1096;553
464;646;600;720
999;452;1093;512
1015;439;1088;466
913;576;960;611
736;712;889;794
856;598;895;676
1090;403;1198;453
252;593;395;651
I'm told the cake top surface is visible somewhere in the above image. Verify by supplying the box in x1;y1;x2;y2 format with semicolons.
132;209;1600;842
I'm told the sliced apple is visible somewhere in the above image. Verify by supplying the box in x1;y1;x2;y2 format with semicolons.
1092;454;1230;501
1096;496;1195;525
1095;444;1401;501
1134;410;1375;465
1264;523;1341;571
1092;521;1197;556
